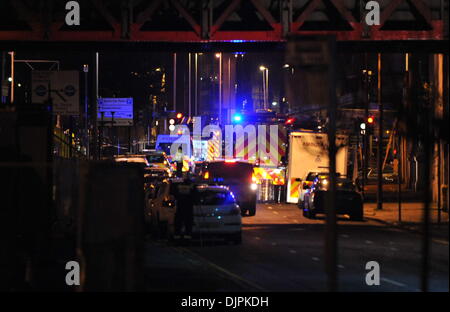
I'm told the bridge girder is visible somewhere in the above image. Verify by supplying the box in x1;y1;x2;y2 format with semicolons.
0;0;447;42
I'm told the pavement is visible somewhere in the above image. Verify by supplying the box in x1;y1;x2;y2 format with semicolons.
364;202;449;240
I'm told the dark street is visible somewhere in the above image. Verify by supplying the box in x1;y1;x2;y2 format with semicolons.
145;203;449;292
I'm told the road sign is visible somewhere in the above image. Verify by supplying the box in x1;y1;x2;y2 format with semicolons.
1;81;8;97
31;71;79;115
98;98;133;126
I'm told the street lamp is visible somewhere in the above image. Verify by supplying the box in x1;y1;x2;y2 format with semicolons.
216;53;223;124
259;66;269;110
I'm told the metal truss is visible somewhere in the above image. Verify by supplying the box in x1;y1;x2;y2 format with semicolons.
0;0;447;42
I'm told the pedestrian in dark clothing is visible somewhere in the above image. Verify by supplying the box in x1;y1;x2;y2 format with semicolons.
173;177;195;239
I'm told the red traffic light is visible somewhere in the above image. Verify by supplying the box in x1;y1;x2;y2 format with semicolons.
176;113;183;119
367;116;375;124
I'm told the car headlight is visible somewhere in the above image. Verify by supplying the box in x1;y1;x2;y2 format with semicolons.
250;183;258;191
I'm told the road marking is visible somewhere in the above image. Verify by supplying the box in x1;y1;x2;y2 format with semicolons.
271;242;277;246
267;206;273;210
293;219;299;223
341;234;349;238
273;211;279;215
289;227;304;231
177;247;267;292
255;237;261;240
289;250;297;254
381;277;406;288
390;247;398;251
365;240;373;244
337;264;345;269
389;241;395;245
283;215;288;218
312;257;320;262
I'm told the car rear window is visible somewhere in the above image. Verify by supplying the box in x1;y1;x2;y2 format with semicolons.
207;162;253;182
194;190;236;205
146;155;165;163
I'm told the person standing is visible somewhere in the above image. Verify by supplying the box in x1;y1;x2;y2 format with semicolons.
173;176;195;240
174;146;184;178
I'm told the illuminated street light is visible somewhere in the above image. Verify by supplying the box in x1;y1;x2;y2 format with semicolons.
259;66;269;109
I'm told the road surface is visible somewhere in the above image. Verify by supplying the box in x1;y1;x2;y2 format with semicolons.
144;203;449;292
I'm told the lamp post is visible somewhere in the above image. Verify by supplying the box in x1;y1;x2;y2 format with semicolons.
216;53;222;124
83;64;89;158
259;65;269;110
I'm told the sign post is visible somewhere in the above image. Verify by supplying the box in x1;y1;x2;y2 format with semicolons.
97;98;134;127
32;70;80;115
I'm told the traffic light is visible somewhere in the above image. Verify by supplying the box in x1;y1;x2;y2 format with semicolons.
176;112;183;119
366;116;375;135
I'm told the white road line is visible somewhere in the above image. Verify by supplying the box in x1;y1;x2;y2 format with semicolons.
365;240;373;244
390;247;398;251
273;211;279;215
312;257;320;262
271;242;277;246
337;264;345;269
381;277;406;288
177;247;267;291
293;219;299;223
341;234;349;238
267;207;273;210
255;237;261;240
289;250;297;254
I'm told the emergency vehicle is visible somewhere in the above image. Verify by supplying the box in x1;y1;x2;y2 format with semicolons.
286;131;349;204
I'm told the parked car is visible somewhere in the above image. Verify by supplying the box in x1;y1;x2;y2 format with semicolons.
168;184;242;244
302;176;363;221
145;179;179;236
147;180;242;244
297;172;329;210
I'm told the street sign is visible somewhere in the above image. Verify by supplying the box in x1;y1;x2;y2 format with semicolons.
98;98;133;126
31;70;80;115
1;81;8;97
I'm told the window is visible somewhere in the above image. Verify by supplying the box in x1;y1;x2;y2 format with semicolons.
146;155;165;164
194;190;236;205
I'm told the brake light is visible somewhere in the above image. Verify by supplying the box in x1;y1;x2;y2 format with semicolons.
204;171;209;179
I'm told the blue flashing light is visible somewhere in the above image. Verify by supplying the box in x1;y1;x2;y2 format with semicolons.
233;114;242;123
